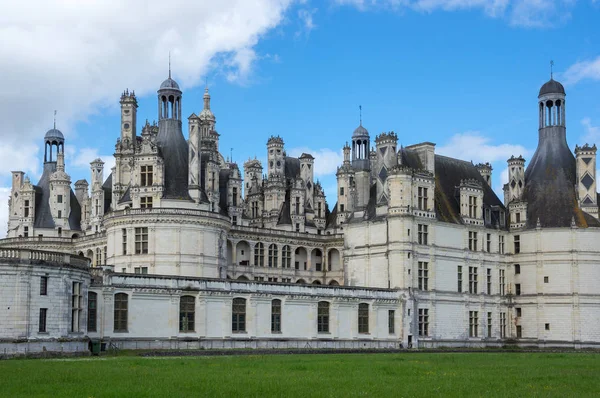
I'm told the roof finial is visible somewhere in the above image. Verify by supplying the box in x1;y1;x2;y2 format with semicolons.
550;60;554;80
168;51;171;79
359;105;362;126
53;110;57;129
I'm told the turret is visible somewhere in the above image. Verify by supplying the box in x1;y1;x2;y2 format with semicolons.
49;152;71;235
267;136;285;177
506;155;525;204
90;158;105;233
299;153;315;209
475;162;492;187
575;144;598;218
119;89;138;149
351;122;371;209
374;131;398;203
226;163;244;225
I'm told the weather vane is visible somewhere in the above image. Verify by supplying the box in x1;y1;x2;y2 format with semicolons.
359;105;362;126
550;60;554;79
53;110;57;129
169;52;171;78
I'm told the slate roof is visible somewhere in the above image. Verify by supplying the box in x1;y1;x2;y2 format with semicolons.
284;157;300;180
156;119;192;200
539;79;565;96
33;163;56;229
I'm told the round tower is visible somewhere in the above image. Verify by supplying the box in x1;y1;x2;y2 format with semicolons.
506;155;525;203
267;136;285;177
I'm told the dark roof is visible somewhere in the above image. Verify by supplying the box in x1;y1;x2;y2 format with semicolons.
118;186;131;204
156;119;191;200
284;157;300;180
102;173;113;213
277;190;292;225
353;124;369;137
159;77;180;90
68;189;82;231
219;169;230;216
539;79;565;96
33;163;56;229
102;173;112;190
44;128;64;142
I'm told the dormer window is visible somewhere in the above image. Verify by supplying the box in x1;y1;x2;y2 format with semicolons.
417;187;428;210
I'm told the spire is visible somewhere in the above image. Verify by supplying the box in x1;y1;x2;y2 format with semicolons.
53;110;57;129
359;105;362;126
168;52;171;79
56;151;65;172
203;86;211;110
550;60;554;80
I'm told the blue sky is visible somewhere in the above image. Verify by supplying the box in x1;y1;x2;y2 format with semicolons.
2;0;600;234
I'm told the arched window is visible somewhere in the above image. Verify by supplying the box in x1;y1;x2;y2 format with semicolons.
317;301;330;333
179;296;195;332
268;244;278;268
271;299;282;333
87;292;97;332
282;245;291;268
232;298;246;333
254;243;264;266
114;293;128;332
358;303;369;334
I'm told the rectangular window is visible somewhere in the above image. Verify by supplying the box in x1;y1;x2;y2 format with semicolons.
417;224;428;245
340;187;344;196
514;235;520;254
57;194;63;204
516;307;522;317
295;223;300;232
87;292;97;332
515;283;521;296
57;210;62;219
516;325;522;338
232;187;238;206
24;226;29;237
135;227;148;254
418;261;429;290
514;264;520;274
499;235;505;254
487;268;492;294
122;229;127;255
468;195;477;218
468;231;478;251
515;212;521;223
179;296;195;332
24;200;30;217
340;204;345;212
295;197;300;215
140;196;153;209
39;308;47;333
457;266;463;293
294;261;299;270
486;233;491;252
232;298;246;333
271;299;282;333
71;282;82;332
469;311;478;337
417;187;428;210
544;276;549;283
114;293;128;332
282;246;291;268
418;308;429;336
545;323;550;331
40;276;48;295
487;312;492;338
469;266;478;294
140;165;153;186
232;216;237;225
500;312;507;338
358;303;369;334
499;269;505;295
318;301;330;333
388;310;395;334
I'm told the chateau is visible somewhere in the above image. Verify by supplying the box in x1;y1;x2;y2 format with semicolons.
2;72;599;356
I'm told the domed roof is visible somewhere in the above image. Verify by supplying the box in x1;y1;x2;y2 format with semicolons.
353;124;369;137
159;77;180;91
539;78;565;96
44;128;64;142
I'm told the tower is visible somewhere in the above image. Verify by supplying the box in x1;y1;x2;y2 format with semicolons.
119;89;138;147
90;158;105;233
49;151;71;235
506;155;525;203
476;163;492;187
299;153;315;210
336;142;355;224
374;131;398;204
575;144;598;218
267;136;285;177
351;121;371;209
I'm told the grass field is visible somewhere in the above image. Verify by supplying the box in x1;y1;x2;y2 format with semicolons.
0;352;598;397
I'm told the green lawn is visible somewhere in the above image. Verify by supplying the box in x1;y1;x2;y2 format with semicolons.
0;352;598;397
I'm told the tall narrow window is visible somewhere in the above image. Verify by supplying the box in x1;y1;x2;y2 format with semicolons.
469;311;478;337
486;234;491;252
499;269;505;295
468;196;477;218
317;301;330;333
114;293;128;332
418;308;429;336
232;187;238;206
418;262;429;290
514;264;520;274
515;283;521;296
87;292;97;332
388;310;395;334
40;276;48;296
23;226;29;237
268;244;278;268
516;325;522;338
282;245;291;268
468;266;478;294
500;312;507;338
39;308;47;333
499;235;505;254
24;200;30;217
514;235;520;254
457;266;463;293
271;299;281;333
468;231;478;251
140;165;153;186
295;197;300;215
487;312;492;338
179;296;195;332
140;196;153;209
71;282;82;332
254;242;264;266
57;194;63;204
340;187;344;196
487;268;492;294
358;303;369;334
135;227;148;254
417;187;428;210
417;224;428;245
232;298;246;333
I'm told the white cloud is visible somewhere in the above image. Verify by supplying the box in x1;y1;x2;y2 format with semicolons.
297;8;318;37
288;147;344;177
495;167;509;201
581;118;600;145
0;187;9;238
65;147;116;181
437;131;530;163
563;56;600;86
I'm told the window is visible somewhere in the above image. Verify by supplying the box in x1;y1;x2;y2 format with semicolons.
254;243;264;266
486;234;491;253
418;308;429;336
114;293;128;332
499;269;505;295
487;268;492;294
232;298;246;333
500;312;507;338
141;165;153;186
24;226;29;237
295;223;300;232
514;264;520;274
39;308;47;333
268;244;278;268
469;311;478;337
294;261;299;270
318;202;323;218
417;224;428;245
317;301;330;333
340;187;344;196
468;266;478;294
271;299;282;333
515;283;521;296
388;310;395;334
340;204;345;212
544;276;549;283
24;200;30;217
417;187;428;210
140;196;153;209
251;201;259;218
514;235;520;254
294;197;300;215
487;312;492;338
499;235;505;254
179;296;195;332
40;276;48;295
71;282;83;332
57;194;63;204
545;323;550;331
515;212;521;223
516;325;522;338
87;292;97;332
516;307;522;317
96;248;102;266
57;210;62;218
134;267;148;274
232;216;237;225
135;227;148;254
468;231;478;251
282;245;291;268
358;303;369;334
468;195;477;218
122;229;127;255
418;262;429;290
457;266;463;292
232;187;238;206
